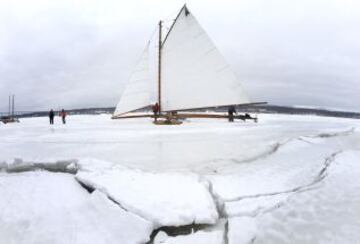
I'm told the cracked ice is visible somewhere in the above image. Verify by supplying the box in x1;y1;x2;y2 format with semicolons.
0;114;360;244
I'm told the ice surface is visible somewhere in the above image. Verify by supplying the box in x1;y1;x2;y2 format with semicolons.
248;150;360;244
76;165;219;227
1;114;360;243
1;114;358;173
207;138;340;201
0;171;153;244
225;193;291;217
228;217;257;244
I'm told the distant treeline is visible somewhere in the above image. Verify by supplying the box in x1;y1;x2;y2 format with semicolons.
14;107;115;118
6;105;360;119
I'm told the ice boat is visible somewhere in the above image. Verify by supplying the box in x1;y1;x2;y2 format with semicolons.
112;5;264;123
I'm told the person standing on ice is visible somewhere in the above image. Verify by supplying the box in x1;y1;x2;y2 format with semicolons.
152;103;160;122
49;109;55;125
59;109;67;124
228;105;236;122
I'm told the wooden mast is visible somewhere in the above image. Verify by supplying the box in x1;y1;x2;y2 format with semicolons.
8;95;11;117
12;95;14;119
158;20;162;112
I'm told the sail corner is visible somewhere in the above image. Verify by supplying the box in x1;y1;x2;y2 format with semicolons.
184;5;190;16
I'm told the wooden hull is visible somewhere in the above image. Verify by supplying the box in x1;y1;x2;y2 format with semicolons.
111;114;152;119
112;113;257;122
0;117;20;124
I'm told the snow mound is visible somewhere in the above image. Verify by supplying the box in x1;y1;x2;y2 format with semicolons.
76;165;219;227
0;171;153;244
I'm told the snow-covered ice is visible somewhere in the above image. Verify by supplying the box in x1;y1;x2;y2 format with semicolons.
1;113;360;243
76;165;218;227
247;150;360;244
228;217;257;244
2;114;356;173
0;171;152;244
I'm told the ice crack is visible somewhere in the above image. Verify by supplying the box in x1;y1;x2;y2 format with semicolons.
223;150;342;218
310;127;355;138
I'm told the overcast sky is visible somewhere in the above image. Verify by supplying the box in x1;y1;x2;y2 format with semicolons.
0;0;359;112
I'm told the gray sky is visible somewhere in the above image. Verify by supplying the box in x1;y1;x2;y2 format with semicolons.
0;0;359;112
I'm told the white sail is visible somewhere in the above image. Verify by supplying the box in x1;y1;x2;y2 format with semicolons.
113;43;153;116
161;6;249;111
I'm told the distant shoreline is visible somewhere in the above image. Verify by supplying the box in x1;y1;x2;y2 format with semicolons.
2;105;359;120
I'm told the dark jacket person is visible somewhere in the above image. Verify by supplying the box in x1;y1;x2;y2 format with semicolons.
49;109;55;125
228;106;236;122
152;103;160;122
59;109;67;124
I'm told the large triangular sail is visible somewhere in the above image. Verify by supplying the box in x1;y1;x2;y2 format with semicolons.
161;6;249;111
113;5;252;118
113;43;153;116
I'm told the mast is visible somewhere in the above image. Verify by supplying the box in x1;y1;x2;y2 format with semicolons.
8;95;11;117
12;95;15;119
158;20;162;112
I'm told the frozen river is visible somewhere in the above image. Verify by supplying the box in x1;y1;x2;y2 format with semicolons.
1;114;360;243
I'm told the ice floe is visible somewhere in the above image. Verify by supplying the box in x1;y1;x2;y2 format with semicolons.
76;165;219;227
0;171;153;244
